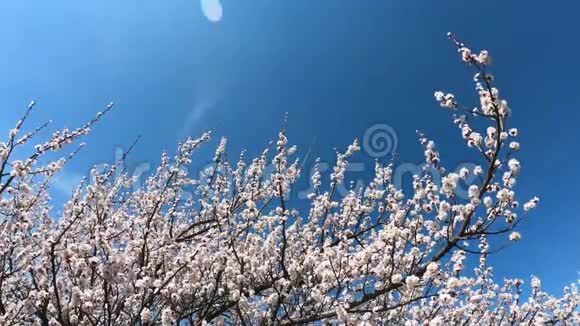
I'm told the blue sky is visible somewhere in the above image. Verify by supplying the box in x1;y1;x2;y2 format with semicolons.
0;0;578;293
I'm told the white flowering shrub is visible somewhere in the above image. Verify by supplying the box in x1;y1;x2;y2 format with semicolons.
0;35;577;326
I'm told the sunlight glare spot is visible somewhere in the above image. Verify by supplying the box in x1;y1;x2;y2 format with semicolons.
201;0;223;23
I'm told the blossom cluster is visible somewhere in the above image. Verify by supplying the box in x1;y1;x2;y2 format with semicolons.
0;36;577;326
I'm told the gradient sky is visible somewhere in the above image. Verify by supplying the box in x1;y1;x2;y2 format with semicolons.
0;0;578;294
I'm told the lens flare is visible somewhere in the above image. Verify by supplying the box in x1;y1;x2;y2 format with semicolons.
200;0;223;22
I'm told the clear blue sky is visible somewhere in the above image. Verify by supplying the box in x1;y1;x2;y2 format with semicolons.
0;0;578;293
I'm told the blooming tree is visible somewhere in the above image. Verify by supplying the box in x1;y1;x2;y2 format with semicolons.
0;35;578;326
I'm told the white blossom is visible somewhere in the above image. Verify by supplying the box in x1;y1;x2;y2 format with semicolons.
141;308;153;323
509;231;522;241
